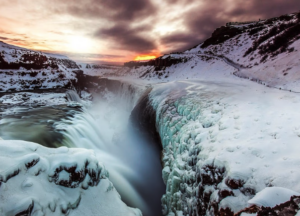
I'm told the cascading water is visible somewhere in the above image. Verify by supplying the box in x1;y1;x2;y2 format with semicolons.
66;90;82;103
55;81;165;216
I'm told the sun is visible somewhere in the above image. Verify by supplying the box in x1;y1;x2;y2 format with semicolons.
68;36;92;53
134;55;157;61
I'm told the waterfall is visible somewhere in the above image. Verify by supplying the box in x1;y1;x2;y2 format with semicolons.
66;90;82;103
55;82;165;216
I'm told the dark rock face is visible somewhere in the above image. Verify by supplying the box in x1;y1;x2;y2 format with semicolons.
130;89;162;150
245;15;300;56
201;26;244;48
71;71;128;96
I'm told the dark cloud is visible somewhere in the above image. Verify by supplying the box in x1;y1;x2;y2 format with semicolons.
95;25;156;53
0;36;10;41
51;0;156;22
162;0;300;53
160;33;202;53
45;0;300;55
45;0;157;54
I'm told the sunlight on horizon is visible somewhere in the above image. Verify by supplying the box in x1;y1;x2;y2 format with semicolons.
134;55;158;61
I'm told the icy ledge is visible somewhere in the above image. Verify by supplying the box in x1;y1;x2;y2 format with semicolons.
148;80;300;216
0;140;142;216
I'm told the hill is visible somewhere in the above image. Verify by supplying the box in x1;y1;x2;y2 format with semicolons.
0;41;79;92
120;12;300;92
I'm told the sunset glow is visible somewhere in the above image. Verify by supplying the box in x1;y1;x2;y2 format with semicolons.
0;0;298;64
134;55;158;61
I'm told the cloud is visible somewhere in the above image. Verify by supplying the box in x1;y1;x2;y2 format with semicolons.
94;24;157;53
43;0;158;54
160;0;300;53
160;33;202;53
49;0;156;22
1;0;300;61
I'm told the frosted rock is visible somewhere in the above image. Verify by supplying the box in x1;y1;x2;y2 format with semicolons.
248;187;300;208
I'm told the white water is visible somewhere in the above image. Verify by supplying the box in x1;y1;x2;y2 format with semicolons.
55;82;165;216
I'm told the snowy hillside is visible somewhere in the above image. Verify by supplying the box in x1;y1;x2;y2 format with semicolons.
186;12;300;92
119;12;300;92
0;41;79;91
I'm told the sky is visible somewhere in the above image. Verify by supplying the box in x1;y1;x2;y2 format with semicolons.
0;0;299;64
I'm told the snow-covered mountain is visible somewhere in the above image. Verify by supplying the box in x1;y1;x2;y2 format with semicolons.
0;41;79;92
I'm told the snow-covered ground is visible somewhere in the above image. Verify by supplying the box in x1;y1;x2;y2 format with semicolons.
0;140;141;216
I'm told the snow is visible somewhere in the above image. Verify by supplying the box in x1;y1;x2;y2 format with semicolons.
0;92;67;106
0;140;142;216
248;187;300;208
184;15;300;92
0;68;76;92
79;63;122;77
148;76;300;214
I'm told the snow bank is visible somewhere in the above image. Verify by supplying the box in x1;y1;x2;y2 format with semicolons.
0;140;142;216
